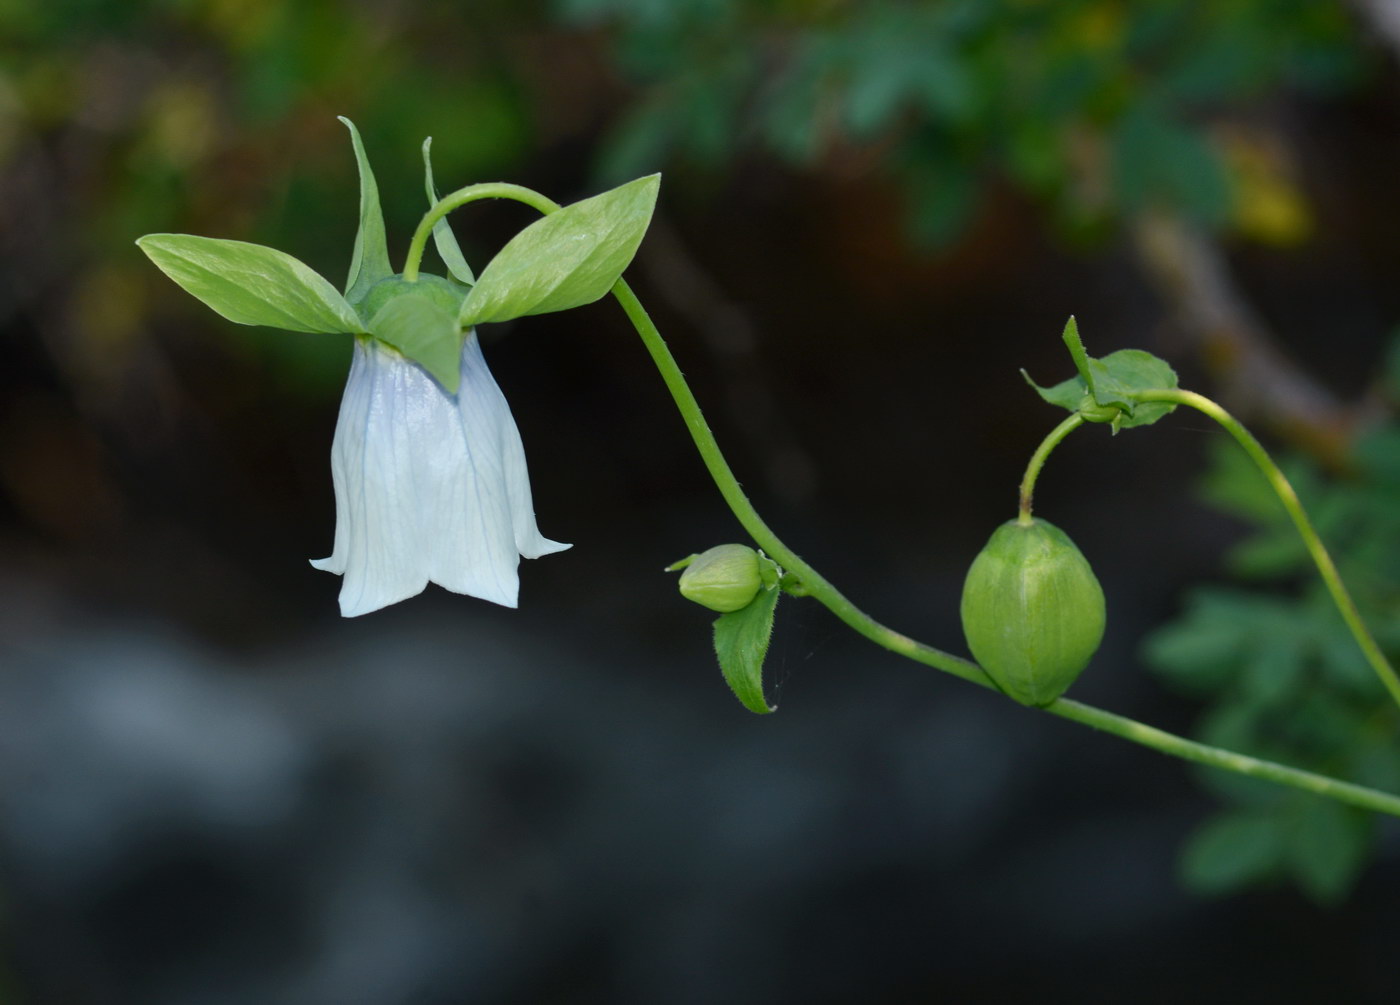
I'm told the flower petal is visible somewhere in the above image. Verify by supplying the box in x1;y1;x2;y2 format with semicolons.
459;332;571;560
319;339;436;615
312;334;566;616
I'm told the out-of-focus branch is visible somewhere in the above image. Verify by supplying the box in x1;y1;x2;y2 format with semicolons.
1131;213;1363;468
1351;0;1400;56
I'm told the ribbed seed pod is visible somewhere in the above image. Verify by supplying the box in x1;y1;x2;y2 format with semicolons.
960;518;1106;707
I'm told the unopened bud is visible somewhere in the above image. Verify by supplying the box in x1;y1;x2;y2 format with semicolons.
679;544;764;613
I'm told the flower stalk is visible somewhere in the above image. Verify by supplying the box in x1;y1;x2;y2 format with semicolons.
400;177;1400;818
1131;387;1400;712
610;278;1400;818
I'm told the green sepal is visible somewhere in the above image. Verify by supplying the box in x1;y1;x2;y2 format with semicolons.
1024;319;1180;429
340;116;393;305
1088;349;1180;426
1022;370;1093;413
356;272;467;328
422;137;475;285
136;234;364;334
366;286;464;392
713;582;780;714
459;173;660;327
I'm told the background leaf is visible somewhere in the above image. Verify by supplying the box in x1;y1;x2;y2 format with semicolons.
137;234;363;334
1286;800;1371;905
713;583;780;714
459;174;660;326
1180;810;1283;895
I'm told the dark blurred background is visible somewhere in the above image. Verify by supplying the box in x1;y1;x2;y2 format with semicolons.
3;1;1400;1002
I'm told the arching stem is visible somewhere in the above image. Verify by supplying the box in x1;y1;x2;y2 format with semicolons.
1133;387;1400;712
612;280;1400;816
402;183;561;282
1018;414;1086;525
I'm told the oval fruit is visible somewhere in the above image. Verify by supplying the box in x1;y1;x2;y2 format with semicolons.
960;517;1106;707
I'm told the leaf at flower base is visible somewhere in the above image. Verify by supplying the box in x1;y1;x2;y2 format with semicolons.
459;174;660;327
1023;348;1179;429
1179;810;1283;895
1022;370;1093;412
368;292;463;392
340;116;394;305
713;583;779;714
137;234;364;334
422;137;475;285
1089;349;1180;427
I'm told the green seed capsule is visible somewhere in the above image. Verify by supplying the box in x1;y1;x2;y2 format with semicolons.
960;517;1106;707
679;544;764;613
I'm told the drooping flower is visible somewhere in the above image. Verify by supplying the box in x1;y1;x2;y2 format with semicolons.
136;119;656;616
310;331;569;616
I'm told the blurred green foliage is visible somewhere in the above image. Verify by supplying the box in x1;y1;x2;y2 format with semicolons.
562;0;1368;244
0;0;537;397
1144;335;1400;903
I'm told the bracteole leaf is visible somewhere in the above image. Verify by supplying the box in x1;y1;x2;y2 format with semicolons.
459;174;660;327
713;582;780;714
136;234;364;334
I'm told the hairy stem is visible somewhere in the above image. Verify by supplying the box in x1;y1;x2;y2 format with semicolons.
615;279;1400;816
1134;387;1400;712
1019;414;1085;525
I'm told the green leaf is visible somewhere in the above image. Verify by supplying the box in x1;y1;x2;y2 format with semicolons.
1180;810;1283;895
459;174;660;327
340;116;393;305
713;583;780;714
137;234;364;334
1022;370;1092;413
1286;800;1370;905
1240;626;1306;706
422;137;474;285
1023;338;1179;429
1142;605;1245;694
368;292;463;392
1088;349;1180;426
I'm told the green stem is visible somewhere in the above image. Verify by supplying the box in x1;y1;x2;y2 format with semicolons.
1046;698;1400;815
403;183;561;282
611;280;988;688
614;280;1400;816
1134;387;1400;712
1019;414;1085;524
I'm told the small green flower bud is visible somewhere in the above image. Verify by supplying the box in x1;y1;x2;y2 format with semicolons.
960;517;1106;707
679;544;764;613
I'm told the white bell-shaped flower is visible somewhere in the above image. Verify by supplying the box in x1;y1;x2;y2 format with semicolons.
311;331;568;616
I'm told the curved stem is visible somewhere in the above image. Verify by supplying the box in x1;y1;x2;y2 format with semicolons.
402;183;561;282
614;279;1400;816
1134;387;1400;712
1019;414;1085;524
611;279;988;688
